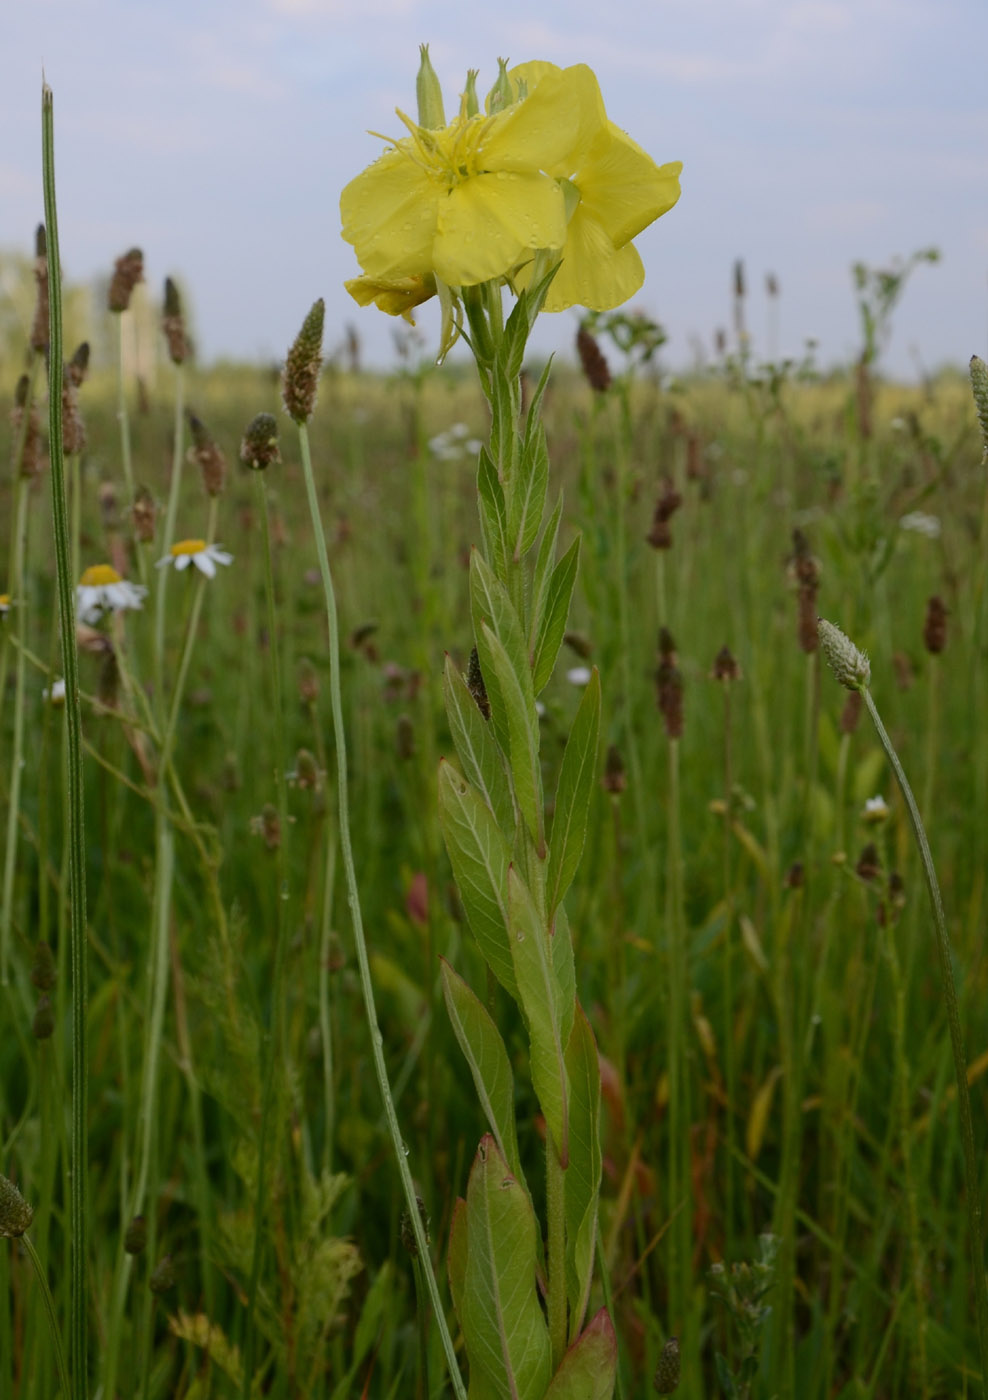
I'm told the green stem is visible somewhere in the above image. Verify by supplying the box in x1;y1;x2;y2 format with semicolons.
42;82;90;1400
154;364;186;709
21;1232;70;1399
240;469;293;1399
862;684;988;1387
1;479;31;984
296;420;467;1400
547;1137;567;1367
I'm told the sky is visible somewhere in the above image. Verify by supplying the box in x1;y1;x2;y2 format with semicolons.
2;0;986;378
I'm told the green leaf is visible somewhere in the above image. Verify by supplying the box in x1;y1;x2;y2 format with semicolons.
440;959;524;1190
507;867;571;1163
543;1309;617;1400
477;446;508;578
546;668;601;918
507;418;549;564
481;622;543;849
443;654;515;837
530;493;563;646
461;1136;552;1400
469;549;531;757
438;760;517;1000
563;1004;602;1341
448;1196;468;1328
532;536;581;694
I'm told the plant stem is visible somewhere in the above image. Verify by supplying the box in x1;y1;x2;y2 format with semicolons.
295;420;467;1399
862;684;988;1386
42;81;90;1400
1;479;31;985
21;1232;70;1399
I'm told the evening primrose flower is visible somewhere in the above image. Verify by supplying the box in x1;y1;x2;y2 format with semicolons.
341;63;603;289
76;564;148;625
507;61;682;312
343;271;436;323
155;539;233;578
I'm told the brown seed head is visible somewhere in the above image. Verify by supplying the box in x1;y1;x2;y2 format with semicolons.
30;224;49;353
108;247;144;312
132;485;157;544
239;412;280;472
656;629;683;739
0;1175;33;1238
61;369;86;457
30;940;57;992
856;842;881;882
125;1215;148;1255
784;861;804;890
11;375;44;479
711;645;741;683
162;276;190;364
733;258;746;300
297;658;320;706
576;325;611;393
282;299;325;423
149;1254;177;1295
187;413;226;497
654;1336;681;1394
68;341;90;388
923;595;948;654
602;743;627;794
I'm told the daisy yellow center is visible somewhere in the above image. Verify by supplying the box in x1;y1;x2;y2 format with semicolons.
80;564;122;586
0;594;9;608
171;539;206;557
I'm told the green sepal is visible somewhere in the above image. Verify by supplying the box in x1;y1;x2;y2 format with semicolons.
507;867;571;1164
563;1003;603;1341
532;535;581;694
442;654;515;838
438;759;517;1000
440;958;525;1191
543;1309;617;1400
460;1135;552;1400
546;667;601;918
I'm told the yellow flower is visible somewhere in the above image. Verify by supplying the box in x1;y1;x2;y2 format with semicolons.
341;64;602;289
508;62;682;312
343;272;436;322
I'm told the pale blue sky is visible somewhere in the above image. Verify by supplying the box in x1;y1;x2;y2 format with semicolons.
3;0;986;376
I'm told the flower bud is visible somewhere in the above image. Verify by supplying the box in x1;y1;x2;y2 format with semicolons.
654;1336;681;1394
416;45;446;129
0;1175;33;1238
463;69;480;118
487;57;514;114
187;413;226;497
162;277;190;365
30;940;57;992
240;413;280;472
108;247;144;312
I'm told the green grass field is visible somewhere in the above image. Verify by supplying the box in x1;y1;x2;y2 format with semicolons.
1;260;987;1399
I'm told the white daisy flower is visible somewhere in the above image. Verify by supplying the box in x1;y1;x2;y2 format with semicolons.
862;795;889;824
566;666;593;687
898;511;941;540
43;678;66;707
0;594;11;618
156;539;233;578
76;564;147;625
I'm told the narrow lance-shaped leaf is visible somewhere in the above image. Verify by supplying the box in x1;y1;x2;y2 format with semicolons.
532;536;581;695
563;1003;603;1342
507;417;549;564
440;959;525;1191
546;668;601;919
470;548;531;757
529;492;563;648
438;760;517;1000
477;445;508;578
508;867;571;1164
482;622;543;851
443;654;515;837
460;1136;552;1400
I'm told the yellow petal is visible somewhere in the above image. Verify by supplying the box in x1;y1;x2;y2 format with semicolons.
340;146;438;279
537;207;645;312
344;273;436;321
481;64;605;178
577;123;682;249
433;171;565;286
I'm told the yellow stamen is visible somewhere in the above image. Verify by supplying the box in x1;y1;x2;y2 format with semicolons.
79;564;123;586
170;539;206;557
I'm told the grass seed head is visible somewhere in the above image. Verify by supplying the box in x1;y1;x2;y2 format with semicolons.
30;940;56;992
149;1254;177;1294
162;277;190;364
817;617;870;690
188;413;227;497
969;355;988;461
576;324;611;393
240;413;281;472
125;1215;148;1254
656;628;684;739
711;644;741;682
923;595;948;654
68;341;90;388
653;1336;681;1393
283;299;325;423
0;1174;33;1238
108;247;144;312
61;368;86;456
132;485;157;544
30;224;49;352
602;742;627;794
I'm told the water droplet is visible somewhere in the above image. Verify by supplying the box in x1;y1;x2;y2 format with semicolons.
516;930;525;942
401;1140;410;1157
